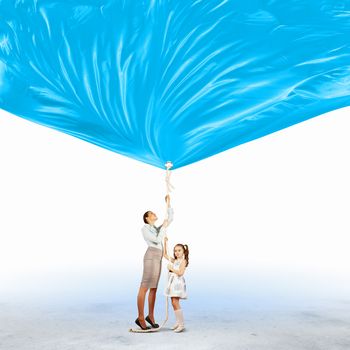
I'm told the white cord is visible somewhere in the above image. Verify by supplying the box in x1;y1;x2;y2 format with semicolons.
165;161;175;194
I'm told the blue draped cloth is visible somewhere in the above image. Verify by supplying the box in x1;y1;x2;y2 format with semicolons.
1;1;350;169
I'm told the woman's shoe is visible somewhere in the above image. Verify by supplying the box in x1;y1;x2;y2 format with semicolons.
135;317;151;330
145;315;159;328
171;323;179;330
174;324;185;332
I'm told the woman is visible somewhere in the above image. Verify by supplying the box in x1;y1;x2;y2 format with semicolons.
135;194;174;330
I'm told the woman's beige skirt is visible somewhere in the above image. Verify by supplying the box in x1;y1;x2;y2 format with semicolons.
140;246;163;288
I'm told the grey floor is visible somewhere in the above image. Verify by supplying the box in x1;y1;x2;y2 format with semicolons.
1;297;350;350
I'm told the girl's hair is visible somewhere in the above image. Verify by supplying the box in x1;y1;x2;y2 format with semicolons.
173;244;189;267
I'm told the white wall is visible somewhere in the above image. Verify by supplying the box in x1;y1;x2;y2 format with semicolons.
0;107;349;304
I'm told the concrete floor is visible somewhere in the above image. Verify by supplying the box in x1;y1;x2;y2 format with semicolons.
1;297;350;350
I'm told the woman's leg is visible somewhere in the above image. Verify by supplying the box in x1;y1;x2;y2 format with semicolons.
137;286;148;327
147;254;162;322
148;287;157;322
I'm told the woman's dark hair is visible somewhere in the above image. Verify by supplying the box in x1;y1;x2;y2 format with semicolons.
173;244;189;267
143;211;151;224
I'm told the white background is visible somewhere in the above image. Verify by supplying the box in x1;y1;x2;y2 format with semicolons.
0;107;349;305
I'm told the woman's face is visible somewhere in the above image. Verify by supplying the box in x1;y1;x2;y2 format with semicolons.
174;246;184;258
147;211;158;224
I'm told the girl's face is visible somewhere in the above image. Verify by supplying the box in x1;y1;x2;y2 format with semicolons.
174;246;184;259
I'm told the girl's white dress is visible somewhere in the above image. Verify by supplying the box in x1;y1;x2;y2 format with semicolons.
164;258;187;299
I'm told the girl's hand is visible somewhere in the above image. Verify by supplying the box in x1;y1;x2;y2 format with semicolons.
165;194;170;204
167;263;172;271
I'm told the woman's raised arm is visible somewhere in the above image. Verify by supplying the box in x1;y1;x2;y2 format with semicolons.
162;194;174;228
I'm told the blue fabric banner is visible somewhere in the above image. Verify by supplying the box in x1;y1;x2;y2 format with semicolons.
1;1;350;169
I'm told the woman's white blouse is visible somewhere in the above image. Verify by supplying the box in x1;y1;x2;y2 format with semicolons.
141;207;174;251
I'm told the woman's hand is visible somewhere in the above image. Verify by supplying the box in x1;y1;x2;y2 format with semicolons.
167;263;172;271
165;194;170;205
164;236;168;242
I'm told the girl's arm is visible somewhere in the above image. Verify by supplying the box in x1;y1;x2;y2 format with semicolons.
169;259;187;277
163;237;175;262
163;253;174;262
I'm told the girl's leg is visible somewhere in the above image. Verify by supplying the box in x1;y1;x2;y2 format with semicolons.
172;297;185;332
171;297;180;310
170;297;180;329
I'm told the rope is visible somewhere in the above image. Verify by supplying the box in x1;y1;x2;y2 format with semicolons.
165;160;175;194
129;161;174;333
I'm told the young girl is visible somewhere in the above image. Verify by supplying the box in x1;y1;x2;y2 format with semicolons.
163;236;189;333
